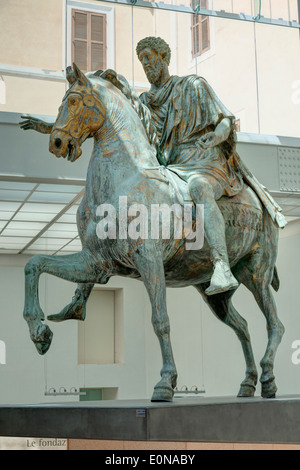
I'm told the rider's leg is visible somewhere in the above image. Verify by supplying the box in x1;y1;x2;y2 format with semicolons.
188;174;238;295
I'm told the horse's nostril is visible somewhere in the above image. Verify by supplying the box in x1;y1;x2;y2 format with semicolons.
55;137;62;149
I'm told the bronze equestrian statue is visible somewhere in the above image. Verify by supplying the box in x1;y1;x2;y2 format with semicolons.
20;37;286;402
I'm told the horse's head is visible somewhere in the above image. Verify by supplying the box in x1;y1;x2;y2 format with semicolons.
49;63;106;162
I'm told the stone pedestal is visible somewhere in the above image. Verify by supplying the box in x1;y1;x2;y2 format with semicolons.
0;396;300;449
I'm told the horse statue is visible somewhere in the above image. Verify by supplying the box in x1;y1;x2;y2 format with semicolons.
21;63;285;402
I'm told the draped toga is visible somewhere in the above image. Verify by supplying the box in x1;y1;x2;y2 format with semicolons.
139;75;243;197
139;74;286;227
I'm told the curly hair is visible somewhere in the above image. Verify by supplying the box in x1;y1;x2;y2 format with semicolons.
136;37;171;65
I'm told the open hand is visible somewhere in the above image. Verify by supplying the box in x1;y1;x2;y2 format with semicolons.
19;115;53;134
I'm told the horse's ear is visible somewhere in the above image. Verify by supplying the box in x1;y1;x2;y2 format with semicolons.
72;63;90;87
66;66;76;85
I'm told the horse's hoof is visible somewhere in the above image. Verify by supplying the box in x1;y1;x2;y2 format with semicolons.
151;387;174;402
35;341;51;355
47;302;86;323
261;380;277;399
237;384;256;398
47;313;64;323
151;380;174;402
33;324;53;355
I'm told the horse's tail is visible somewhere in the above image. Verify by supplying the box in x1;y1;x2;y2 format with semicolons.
271;266;280;292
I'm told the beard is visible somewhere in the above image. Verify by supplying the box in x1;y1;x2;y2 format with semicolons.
145;61;164;85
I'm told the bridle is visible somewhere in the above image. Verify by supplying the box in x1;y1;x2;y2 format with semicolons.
52;88;105;139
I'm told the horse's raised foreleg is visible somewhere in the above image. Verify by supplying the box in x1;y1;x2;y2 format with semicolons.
47;283;94;323
195;284;258;397
133;246;177;402
24;250;107;354
24;257;53;355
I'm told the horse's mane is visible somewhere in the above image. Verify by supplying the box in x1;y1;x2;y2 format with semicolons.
91;69;159;149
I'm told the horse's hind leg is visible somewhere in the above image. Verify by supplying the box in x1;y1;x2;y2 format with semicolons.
48;283;94;323
236;264;285;398
195;284;258;397
258;284;284;398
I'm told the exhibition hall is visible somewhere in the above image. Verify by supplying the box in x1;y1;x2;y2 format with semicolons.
0;0;300;451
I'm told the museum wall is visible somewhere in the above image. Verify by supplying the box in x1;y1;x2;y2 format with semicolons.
0;0;63;70
0;221;300;405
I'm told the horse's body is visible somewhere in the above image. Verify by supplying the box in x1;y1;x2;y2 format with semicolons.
23;64;284;401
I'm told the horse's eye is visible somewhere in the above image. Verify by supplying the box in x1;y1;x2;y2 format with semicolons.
68;96;79;107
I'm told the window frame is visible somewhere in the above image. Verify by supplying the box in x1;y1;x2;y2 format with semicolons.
72;9;107;73
66;1;115;72
191;0;211;58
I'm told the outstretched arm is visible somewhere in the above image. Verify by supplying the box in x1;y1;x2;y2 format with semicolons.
19;115;54;134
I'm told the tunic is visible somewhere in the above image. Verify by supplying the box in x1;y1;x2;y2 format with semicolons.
140;75;244;197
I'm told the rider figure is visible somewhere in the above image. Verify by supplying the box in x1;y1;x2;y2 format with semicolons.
136;36;286;296
137;37;244;295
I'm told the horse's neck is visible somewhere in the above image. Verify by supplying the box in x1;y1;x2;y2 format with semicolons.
87;95;158;202
95;99;125;144
97;96;157;163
